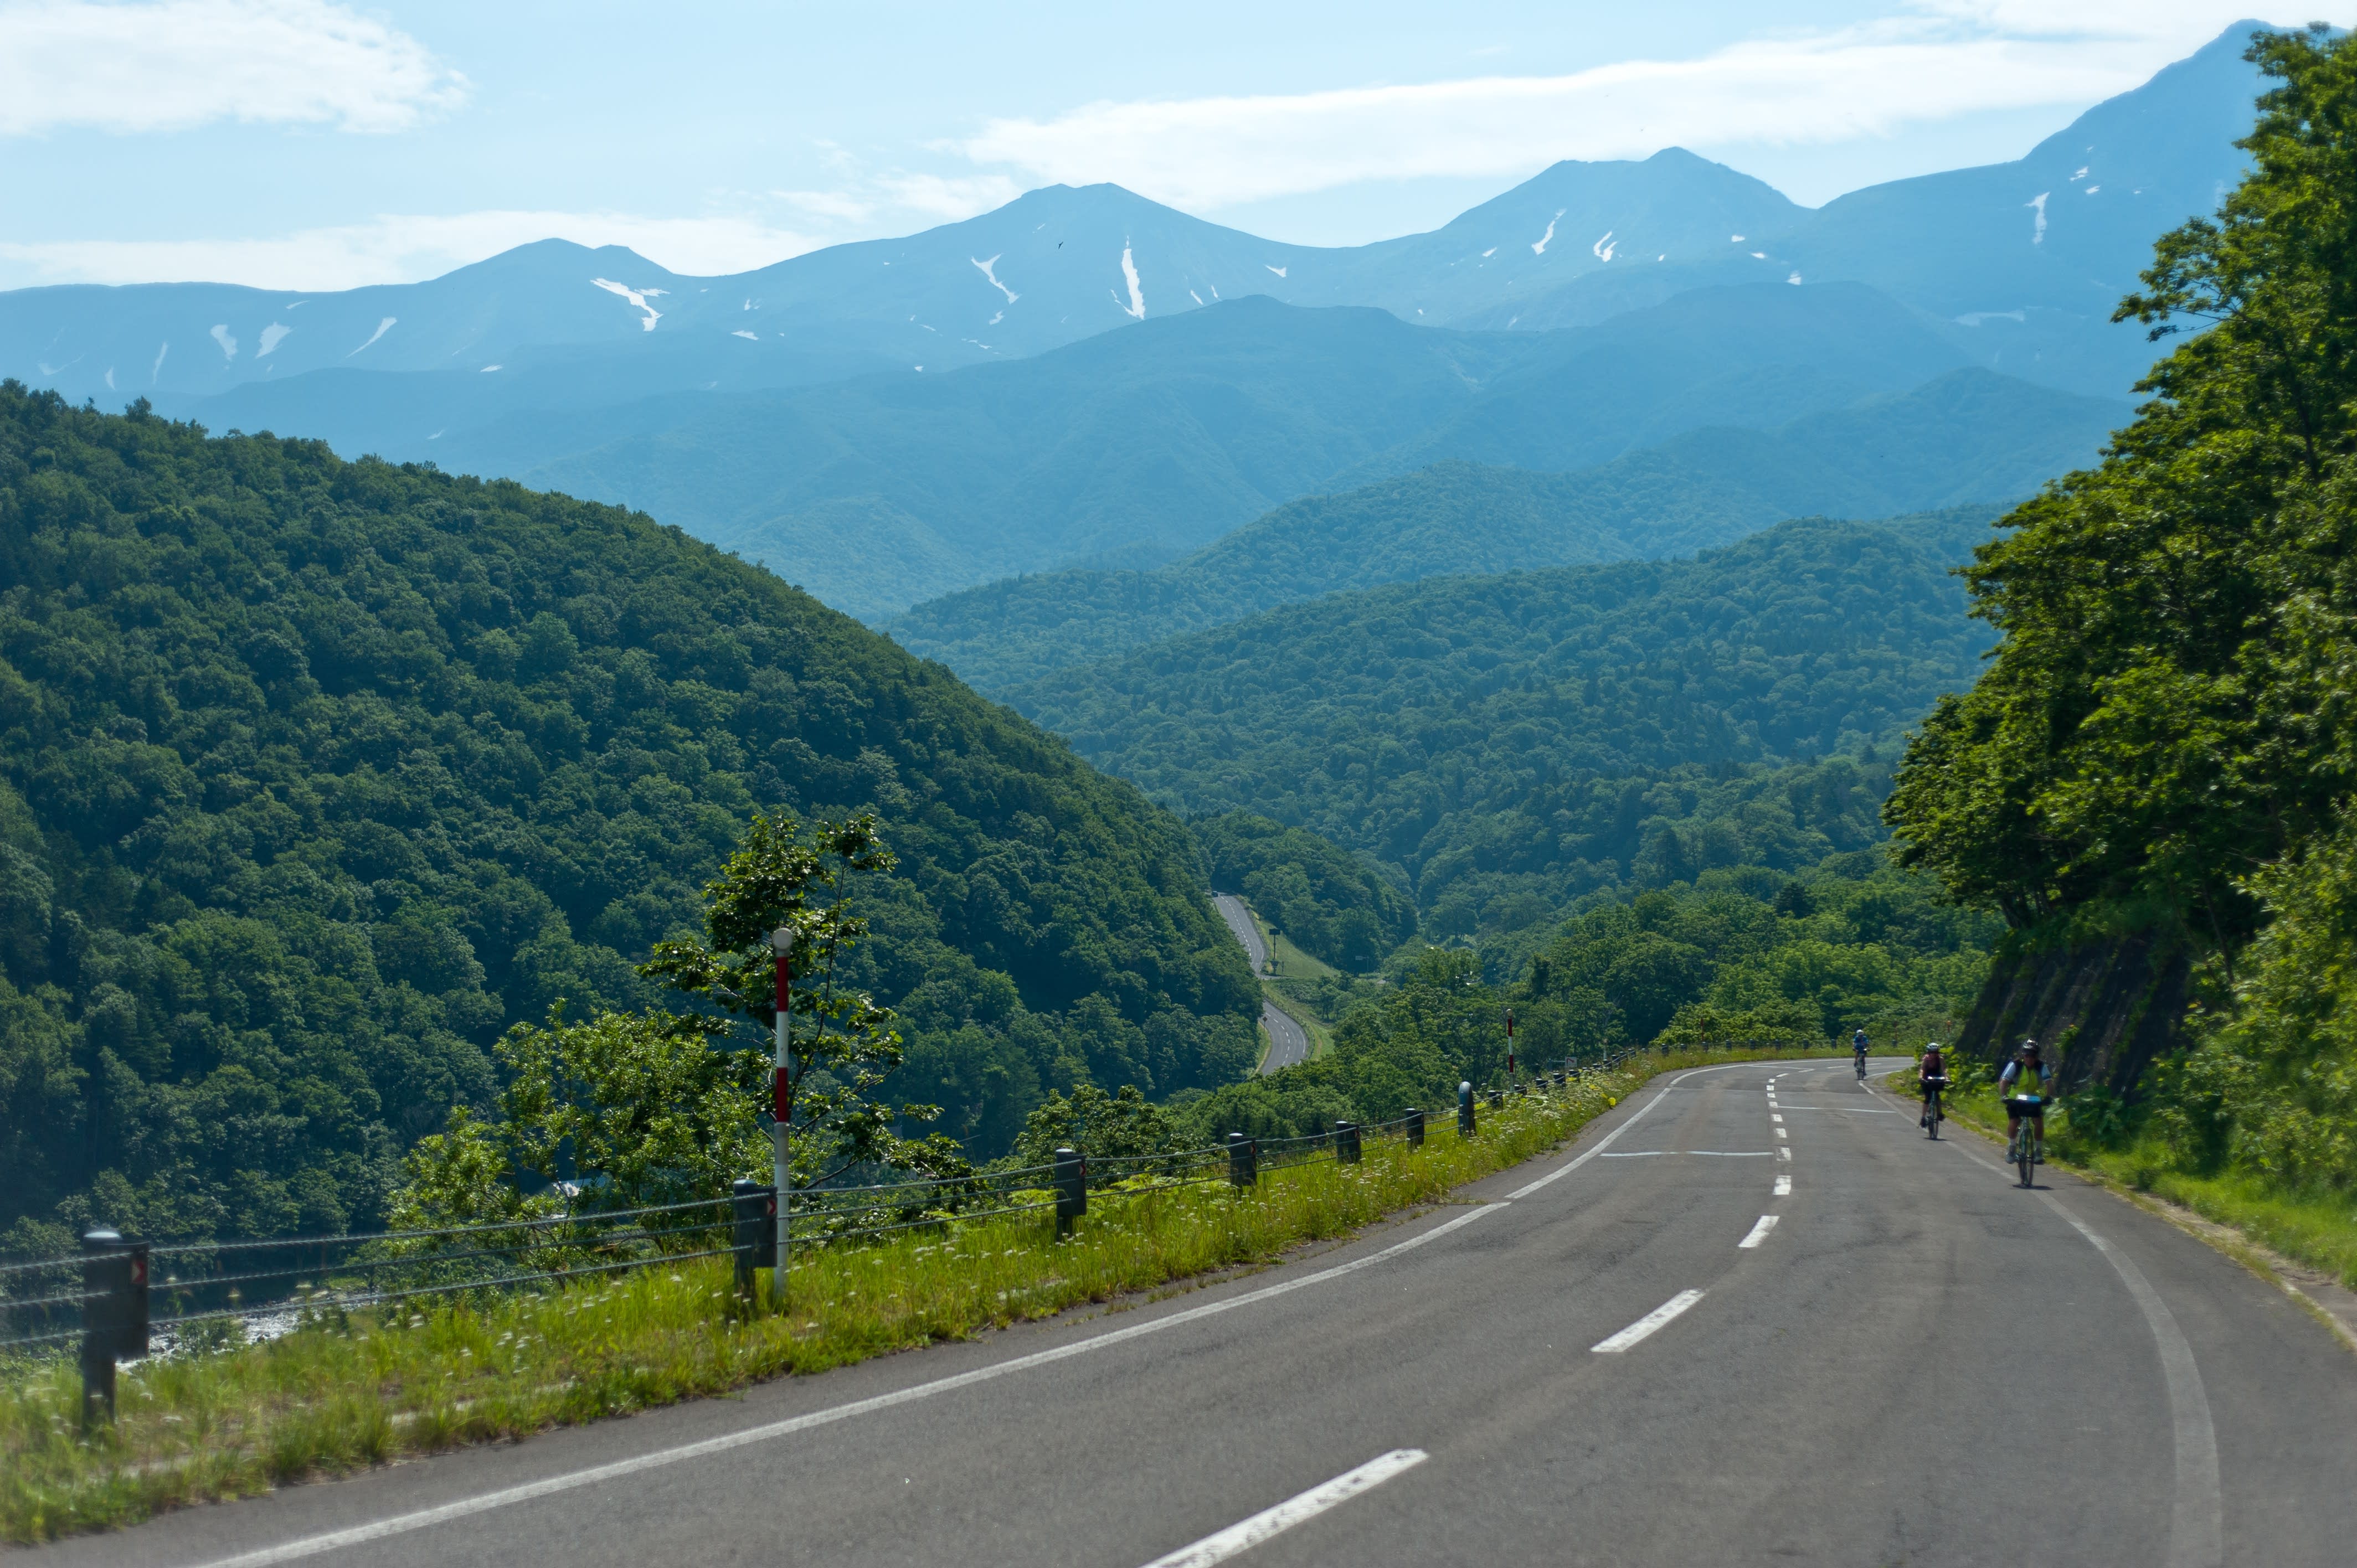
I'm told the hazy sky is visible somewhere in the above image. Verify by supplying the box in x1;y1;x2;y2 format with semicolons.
0;1;2319;290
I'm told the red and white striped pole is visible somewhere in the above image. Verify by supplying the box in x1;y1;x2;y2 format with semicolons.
769;925;794;1309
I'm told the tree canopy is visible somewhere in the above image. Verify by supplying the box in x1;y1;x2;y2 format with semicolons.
0;384;1254;1247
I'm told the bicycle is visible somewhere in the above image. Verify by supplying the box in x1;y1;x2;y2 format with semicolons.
1921;1076;1947;1139
1855;1050;1868;1083
2004;1097;2045;1186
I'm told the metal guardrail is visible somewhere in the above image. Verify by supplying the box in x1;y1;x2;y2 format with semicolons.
2;1036;1831;1424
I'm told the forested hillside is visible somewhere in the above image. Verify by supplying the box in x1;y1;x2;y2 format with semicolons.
1013;512;1996;942
0;383;1255;1247
1194;812;1417;973
1884;29;2357;1201
891;368;2108;694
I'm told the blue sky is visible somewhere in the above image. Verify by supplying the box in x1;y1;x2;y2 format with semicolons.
0;1;2317;290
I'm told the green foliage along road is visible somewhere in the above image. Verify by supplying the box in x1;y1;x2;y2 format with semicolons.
1884;30;2357;1239
0;383;1255;1248
1013;510;1997;945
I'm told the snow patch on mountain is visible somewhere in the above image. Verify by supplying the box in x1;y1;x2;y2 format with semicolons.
1481;247;1496;259
971;254;1019;304
591;278;665;331
209;325;237;361
733;330;758;340
2026;192;2050;244
1591;230;1616;262
1265;264;1287;277
481;364;503;371
347;317;397;356
2085;185;2101;195
1531;210;1565;255
150;343;167;384
1189;290;1203;305
1787;271;1804;285
1955;311;2026;326
258;323;292;357
1115;246;1145;320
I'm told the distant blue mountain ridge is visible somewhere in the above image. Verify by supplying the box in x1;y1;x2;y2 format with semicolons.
0;22;2264;617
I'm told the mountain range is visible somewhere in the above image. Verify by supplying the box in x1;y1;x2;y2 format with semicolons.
0;22;2269;620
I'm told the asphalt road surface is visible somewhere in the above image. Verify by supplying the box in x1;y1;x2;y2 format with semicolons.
49;1059;2357;1567
1211;895;1309;1072
1211;895;1267;972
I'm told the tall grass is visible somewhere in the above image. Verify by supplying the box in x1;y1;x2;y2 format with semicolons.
1;1048;1812;1544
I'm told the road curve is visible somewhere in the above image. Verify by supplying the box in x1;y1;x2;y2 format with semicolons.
1211;894;1267;971
1211;894;1308;1073
45;1058;2357;1567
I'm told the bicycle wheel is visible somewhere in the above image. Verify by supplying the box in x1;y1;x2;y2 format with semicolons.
2017;1130;2034;1187
1927;1097;1940;1139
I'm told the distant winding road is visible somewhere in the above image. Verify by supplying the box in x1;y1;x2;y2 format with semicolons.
1212;893;1310;1073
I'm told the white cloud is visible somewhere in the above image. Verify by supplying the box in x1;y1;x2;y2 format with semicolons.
0;209;828;290
955;5;2295;210
0;0;467;136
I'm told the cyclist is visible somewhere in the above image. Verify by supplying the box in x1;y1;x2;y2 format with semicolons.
1852;1027;1869;1079
1918;1040;1948;1128
1998;1040;2052;1164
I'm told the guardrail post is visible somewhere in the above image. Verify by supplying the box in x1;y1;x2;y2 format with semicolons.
79;1227;147;1430
1054;1146;1087;1234
1335;1121;1360;1163
1458;1081;1475;1138
730;1180;775;1303
1227;1132;1258;1187
1406;1108;1424;1148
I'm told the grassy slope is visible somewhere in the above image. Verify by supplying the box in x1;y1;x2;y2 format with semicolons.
3;1049;1841;1542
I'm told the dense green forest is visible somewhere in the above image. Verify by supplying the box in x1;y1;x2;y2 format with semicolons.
1885;29;2357;1200
1014;510;1997;943
891;366;2114;695
0;383;1255;1249
1193;812;1417;972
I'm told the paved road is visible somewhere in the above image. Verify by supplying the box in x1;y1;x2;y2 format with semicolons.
1211;894;1267;972
1211;894;1309;1072
52;1058;2357;1567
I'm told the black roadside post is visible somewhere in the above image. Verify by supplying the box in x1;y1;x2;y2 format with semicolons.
79;1228;148;1430
1054;1146;1087;1235
731;1179;776;1304
1335;1121;1360;1163
1227;1132;1258;1187
1406;1108;1424;1148
1488;1087;1504;1110
1458;1080;1475;1138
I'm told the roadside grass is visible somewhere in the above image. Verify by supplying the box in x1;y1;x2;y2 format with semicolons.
1;1047;1822;1544
1901;1074;2357;1290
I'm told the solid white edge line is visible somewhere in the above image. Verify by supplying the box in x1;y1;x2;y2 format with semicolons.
1856;1075;2222;1567
1592;1289;1706;1353
179;1211;1506;1568
1737;1215;1779;1250
1136;1449;1428;1568
2039;1199;2221;1567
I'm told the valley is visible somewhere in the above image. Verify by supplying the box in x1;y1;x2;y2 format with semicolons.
11;20;2357;1562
